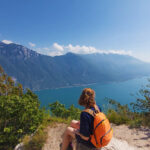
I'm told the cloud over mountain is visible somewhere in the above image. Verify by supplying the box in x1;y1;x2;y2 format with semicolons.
35;42;132;57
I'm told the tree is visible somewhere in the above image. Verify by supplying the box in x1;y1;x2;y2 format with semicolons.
0;65;44;150
0;65;23;96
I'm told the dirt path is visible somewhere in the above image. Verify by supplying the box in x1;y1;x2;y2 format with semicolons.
112;124;150;149
42;123;150;150
42;123;67;150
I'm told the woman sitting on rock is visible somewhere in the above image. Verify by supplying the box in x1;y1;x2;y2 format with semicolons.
61;88;101;150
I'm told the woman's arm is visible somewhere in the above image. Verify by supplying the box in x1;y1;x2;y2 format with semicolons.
75;130;89;141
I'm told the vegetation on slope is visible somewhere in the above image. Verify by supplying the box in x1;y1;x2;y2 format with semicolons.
107;80;150;127
0;66;44;150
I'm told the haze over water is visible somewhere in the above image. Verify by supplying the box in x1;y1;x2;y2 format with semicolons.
35;76;149;110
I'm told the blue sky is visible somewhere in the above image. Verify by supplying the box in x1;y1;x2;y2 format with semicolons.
0;0;150;62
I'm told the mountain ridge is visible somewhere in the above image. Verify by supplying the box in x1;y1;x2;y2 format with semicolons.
0;42;150;90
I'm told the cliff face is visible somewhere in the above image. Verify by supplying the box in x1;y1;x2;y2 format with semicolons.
0;42;40;60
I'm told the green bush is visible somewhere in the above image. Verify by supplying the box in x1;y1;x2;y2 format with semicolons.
107;99;130;124
49;101;81;120
107;109;130;125
0;90;44;150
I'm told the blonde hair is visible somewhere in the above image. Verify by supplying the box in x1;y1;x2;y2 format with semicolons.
78;88;95;108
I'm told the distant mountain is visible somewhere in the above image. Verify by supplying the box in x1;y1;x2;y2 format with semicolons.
81;53;150;81
0;41;150;90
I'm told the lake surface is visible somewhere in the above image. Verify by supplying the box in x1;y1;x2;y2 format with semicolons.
35;77;149;110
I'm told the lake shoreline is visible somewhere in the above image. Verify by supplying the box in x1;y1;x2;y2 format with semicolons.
33;82;98;92
33;75;149;92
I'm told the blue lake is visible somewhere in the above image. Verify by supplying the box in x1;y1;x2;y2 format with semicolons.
35;77;149;110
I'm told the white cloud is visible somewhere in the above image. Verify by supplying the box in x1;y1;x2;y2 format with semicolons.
35;42;132;57
53;43;64;51
65;44;98;54
2;40;13;44
29;42;36;47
